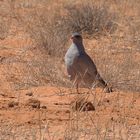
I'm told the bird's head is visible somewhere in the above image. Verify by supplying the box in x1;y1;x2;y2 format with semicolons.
71;32;83;44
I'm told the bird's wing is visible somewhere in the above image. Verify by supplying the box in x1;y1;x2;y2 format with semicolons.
76;53;98;78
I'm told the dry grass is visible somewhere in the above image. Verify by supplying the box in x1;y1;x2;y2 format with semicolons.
0;0;139;92
0;0;140;139
0;0;13;40
20;0;116;57
14;0;139;92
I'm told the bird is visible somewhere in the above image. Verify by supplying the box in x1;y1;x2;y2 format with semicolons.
64;32;112;93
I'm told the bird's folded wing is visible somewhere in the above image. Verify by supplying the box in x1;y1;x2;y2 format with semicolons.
76;54;98;77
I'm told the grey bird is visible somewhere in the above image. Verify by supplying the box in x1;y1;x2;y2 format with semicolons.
65;32;112;93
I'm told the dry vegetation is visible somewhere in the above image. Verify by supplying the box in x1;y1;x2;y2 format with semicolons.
0;0;140;139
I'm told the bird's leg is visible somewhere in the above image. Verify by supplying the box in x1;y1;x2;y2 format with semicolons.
99;78;112;93
96;74;112;93
76;83;80;94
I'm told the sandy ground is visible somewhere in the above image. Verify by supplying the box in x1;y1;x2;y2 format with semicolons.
0;85;139;139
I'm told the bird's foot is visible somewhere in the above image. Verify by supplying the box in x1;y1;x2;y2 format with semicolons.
104;86;113;93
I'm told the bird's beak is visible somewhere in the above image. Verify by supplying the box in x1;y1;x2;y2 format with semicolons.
70;37;74;40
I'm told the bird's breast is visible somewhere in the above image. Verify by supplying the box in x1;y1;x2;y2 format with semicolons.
65;46;79;64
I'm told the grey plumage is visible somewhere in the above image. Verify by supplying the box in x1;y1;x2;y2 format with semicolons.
65;33;111;92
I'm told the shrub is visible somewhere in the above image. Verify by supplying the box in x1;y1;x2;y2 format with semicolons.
63;2;116;36
23;1;116;57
